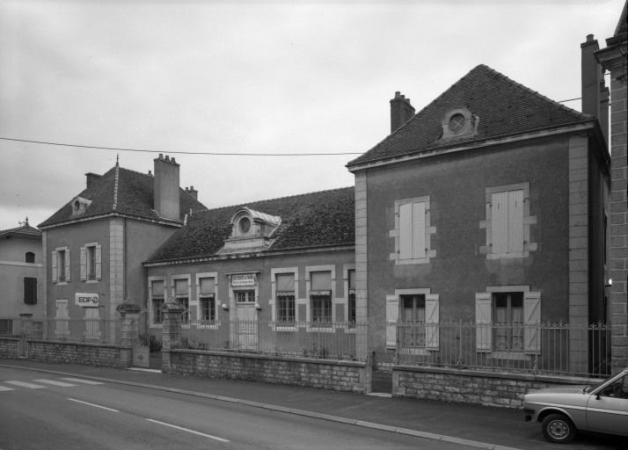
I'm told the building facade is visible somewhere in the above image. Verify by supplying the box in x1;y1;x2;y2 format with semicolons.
347;64;610;374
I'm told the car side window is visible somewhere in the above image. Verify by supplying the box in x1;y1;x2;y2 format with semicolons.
600;375;628;399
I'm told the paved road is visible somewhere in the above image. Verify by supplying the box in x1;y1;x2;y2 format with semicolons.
1;366;469;450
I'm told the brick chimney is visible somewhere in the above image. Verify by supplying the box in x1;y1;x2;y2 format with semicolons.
154;154;180;221
581;34;609;144
185;186;198;200
390;91;415;133
85;172;101;189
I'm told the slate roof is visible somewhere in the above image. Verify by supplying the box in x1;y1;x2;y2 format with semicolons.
347;64;596;168
39;164;206;228
146;187;354;263
0;222;42;240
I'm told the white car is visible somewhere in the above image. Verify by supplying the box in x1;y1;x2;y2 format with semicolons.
523;368;628;444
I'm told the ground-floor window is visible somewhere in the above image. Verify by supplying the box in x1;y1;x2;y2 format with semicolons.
401;294;426;348
151;280;165;324
493;292;524;352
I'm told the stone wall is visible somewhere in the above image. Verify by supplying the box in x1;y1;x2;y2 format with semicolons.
393;366;602;408
0;337;20;358
167;349;369;393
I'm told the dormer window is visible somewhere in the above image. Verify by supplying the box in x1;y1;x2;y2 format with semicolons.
219;207;281;255
440;108;479;140
71;196;92;216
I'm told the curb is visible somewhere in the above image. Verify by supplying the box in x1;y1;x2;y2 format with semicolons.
0;363;524;450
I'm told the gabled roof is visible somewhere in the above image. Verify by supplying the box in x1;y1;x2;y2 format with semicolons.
146;187;354;263
347;64;595;169
0;222;42;240
38;164;206;228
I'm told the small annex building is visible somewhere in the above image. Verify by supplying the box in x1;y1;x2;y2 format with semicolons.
347;64;610;375
38;155;205;341
143;187;355;355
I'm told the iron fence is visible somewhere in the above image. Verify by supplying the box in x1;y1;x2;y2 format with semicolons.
395;321;612;378
178;320;367;362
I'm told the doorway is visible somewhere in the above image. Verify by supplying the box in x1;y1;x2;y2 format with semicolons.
234;289;257;350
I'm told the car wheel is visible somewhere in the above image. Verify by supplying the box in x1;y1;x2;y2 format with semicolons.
541;413;576;444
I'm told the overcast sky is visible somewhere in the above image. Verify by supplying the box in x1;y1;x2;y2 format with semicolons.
0;0;624;231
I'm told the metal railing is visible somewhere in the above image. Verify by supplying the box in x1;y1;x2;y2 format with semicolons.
395;321;612;378
178;320;366;362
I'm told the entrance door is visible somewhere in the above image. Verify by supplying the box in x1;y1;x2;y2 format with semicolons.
235;290;257;350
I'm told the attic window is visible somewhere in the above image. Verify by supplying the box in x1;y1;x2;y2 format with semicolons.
239;217;251;234
71;197;92;216
218;207;281;255
440;108;478;140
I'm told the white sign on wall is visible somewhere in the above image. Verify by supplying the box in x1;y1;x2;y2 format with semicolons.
231;274;256;287
75;293;99;308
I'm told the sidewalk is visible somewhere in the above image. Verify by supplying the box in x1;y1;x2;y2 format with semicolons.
0;359;602;450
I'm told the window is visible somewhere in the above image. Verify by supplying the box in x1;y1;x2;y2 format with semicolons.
386;291;439;351
52;247;70;283
84;308;101;340
276;273;296;323
175;279;190;323
391;197;435;265
481;184;536;259
310;271;332;324
55;299;70;338
24;277;37;305
475;289;540;354
25;252;35;263
236;290;255;304
348;270;356;325
151;280;165;325
0;319;13;335
81;244;102;282
199;277;216;322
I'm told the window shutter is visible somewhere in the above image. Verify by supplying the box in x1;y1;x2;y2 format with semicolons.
24;277;37;305
425;294;439;350
51;251;58;283
80;247;87;281
64;248;71;282
508;190;524;252
413;202;426;259
95;245;102;280
491;192;508;254
475;293;492;352
524;291;541;354
386;295;399;349
399;203;412;260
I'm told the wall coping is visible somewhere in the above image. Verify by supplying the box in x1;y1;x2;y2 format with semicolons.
25;338;122;351
393;365;606;385
170;349;366;368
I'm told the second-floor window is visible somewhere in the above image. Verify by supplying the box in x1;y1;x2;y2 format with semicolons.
81;244;102;282
52;247;70;283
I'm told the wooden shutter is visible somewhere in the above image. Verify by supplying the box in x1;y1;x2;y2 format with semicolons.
524;291;541;354
80;247;87;281
51;251;58;283
413;202;426;259
64;248;70;282
475;292;492;352
491;192;508;254
23;277;37;305
386;295;399;349
95;245;102;280
508;190;524;253
425;294;439;350
399;203;412;260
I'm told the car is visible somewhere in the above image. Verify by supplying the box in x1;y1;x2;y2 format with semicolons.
523;368;628;444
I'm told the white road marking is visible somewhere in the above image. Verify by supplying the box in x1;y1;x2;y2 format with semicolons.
5;381;46;389
146;419;230;443
34;379;77;387
60;378;104;385
68;398;119;413
0;385;15;392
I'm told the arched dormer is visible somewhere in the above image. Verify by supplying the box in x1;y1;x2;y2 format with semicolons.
71;196;92;217
219;208;281;254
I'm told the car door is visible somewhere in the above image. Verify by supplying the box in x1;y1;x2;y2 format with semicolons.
585;374;628;436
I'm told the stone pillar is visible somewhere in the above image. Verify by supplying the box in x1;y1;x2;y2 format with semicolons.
354;172;369;363
161;301;185;373
116;302;141;368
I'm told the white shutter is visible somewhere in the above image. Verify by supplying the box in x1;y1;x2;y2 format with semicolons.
524;291;541;354
399;203;412;260
425;294;439;350
80;247;86;281
413;202;426;259
508;190;524;253
64;248;71;282
95;245;102;280
386;295;399;349
491;192;508;254
475;292;492;352
52;251;58;283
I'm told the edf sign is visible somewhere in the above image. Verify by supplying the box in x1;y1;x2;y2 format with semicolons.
75;293;99;308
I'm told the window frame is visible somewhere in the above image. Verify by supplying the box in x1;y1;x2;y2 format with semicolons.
305;265;336;332
23;277;37;305
80;243;102;283
390;196;436;265
172;275;191;325
52;247;70;284
148;277;166;327
196;272;218;329
386;288;439;353
270;268;299;331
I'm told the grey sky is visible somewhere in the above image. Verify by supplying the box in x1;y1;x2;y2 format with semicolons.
0;0;623;230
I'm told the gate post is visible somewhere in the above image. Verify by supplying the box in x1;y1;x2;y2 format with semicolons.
161;301;185;374
116;301;141;368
